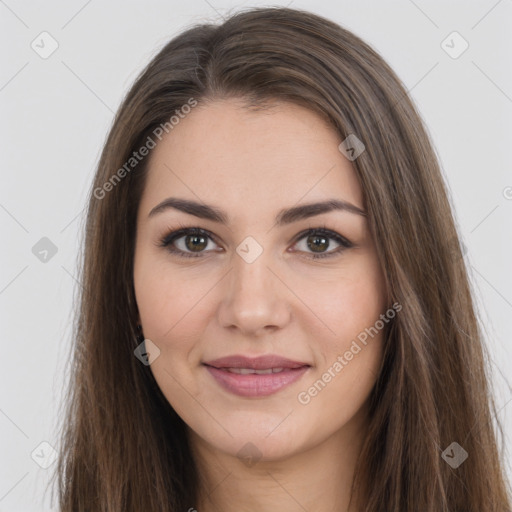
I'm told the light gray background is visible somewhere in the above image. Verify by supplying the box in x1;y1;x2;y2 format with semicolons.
1;1;511;510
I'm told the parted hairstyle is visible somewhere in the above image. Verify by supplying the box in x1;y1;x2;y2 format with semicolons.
50;6;511;511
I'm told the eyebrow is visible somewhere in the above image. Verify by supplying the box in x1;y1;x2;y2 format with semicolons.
148;197;366;225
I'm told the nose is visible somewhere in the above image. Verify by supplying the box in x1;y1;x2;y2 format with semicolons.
217;247;292;337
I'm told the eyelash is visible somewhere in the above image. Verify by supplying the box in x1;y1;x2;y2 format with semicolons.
156;223;353;260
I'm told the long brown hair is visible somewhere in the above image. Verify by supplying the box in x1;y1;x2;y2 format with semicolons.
49;6;511;511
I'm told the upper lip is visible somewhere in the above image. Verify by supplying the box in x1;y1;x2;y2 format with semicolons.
203;354;310;370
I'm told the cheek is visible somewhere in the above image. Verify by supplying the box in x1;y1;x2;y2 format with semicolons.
298;260;387;417
308;283;385;393
297;258;386;348
133;260;211;410
134;252;212;340
297;334;383;436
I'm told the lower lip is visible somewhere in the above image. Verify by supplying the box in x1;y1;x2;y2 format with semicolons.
204;365;310;397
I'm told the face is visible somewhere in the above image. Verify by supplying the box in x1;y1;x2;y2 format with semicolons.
133;98;388;463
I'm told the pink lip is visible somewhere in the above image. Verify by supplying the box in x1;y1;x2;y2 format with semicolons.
203;354;311;397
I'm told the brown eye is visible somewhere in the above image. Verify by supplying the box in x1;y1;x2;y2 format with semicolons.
292;228;353;260
306;234;330;253
159;228;219;258
159;226;352;260
183;233;209;252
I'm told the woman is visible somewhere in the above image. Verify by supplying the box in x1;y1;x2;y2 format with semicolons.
51;6;511;511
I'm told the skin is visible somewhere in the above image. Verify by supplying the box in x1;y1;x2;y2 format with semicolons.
133;98;388;511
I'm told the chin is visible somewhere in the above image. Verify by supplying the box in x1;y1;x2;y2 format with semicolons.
189;416;317;464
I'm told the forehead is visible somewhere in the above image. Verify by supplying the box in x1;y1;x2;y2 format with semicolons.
139;98;364;219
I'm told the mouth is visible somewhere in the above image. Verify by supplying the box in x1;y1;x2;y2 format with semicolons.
202;354;311;397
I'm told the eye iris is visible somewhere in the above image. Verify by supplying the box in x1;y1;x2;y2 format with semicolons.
307;234;329;253
185;234;208;252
